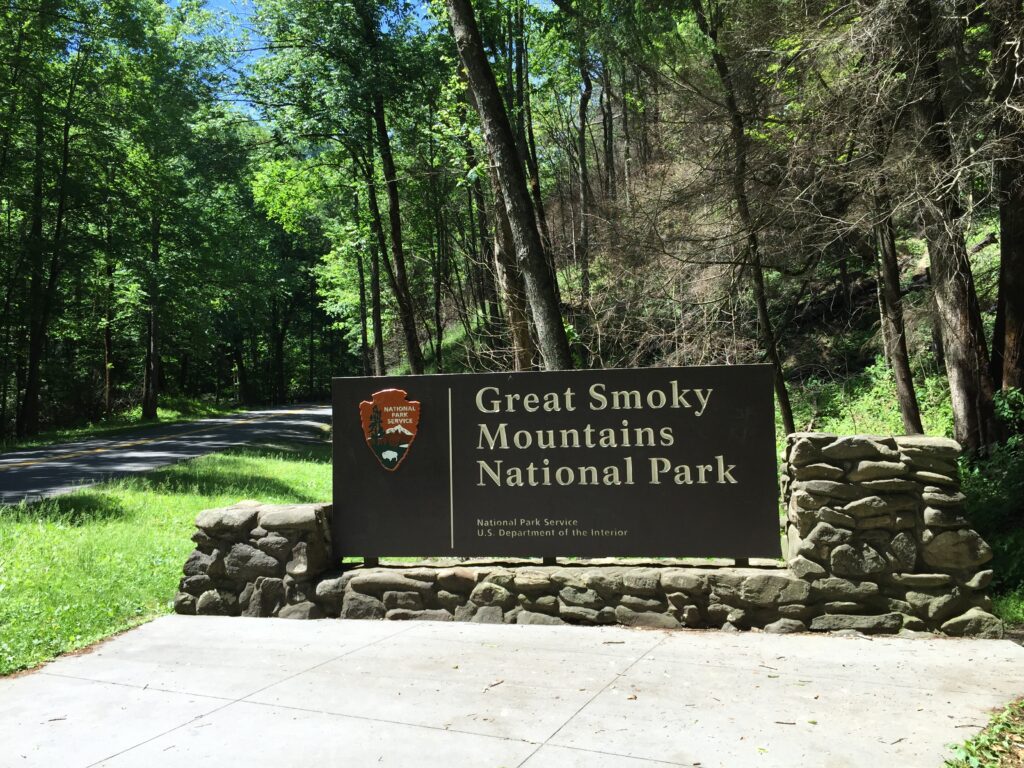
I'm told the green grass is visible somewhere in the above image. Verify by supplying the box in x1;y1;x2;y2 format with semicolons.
785;358;954;439
0;395;244;454
946;697;1024;768
0;441;331;676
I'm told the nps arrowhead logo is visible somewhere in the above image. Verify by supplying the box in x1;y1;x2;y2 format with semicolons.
359;389;421;471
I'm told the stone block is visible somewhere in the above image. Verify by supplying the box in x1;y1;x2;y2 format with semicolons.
809;577;879;601
830;543;888;578
797;480;866;501
518;611;566;625
792;462;844;480
471;581;516;608
809;612;902;634
349;571;432;597
964;570;993;590
799;522;852;561
787;555;826;580
472;606;505;624
389;608;453;622
437;590;467;612
245;576;286;617
817;508;856;529
258;504;321;532
256;533;292;561
789;438;822;466
843;495;916;518
740;574;811;606
911;471;957;487
224;543;280;581
513;569;552;594
889;573;952;588
521;594;558;615
436;567;477;593
614;606;680;629
847;460;908;482
340;591;385;620
860;478;919;493
764;618;805;634
558;585;603;609
173;593;196;615
921;489;967;508
941;608;1003;638
821;435;899;460
923;507;969;528
922;529;993;569
581;569;623;598
183;549;214;578
279;601;323;620
195;505;259;536
620;595;666;612
791;490;826;511
484;568;515;588
559;605;616;625
888;532;918;572
675;605;701;627
622;569;661;596
894;435;960;460
196;589;238;616
180;574;212;596
454;603;477;622
383;591;424;611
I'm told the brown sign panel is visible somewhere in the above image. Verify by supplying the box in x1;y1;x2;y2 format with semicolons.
332;365;779;558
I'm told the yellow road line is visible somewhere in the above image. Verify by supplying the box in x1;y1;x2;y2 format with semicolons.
0;408;314;472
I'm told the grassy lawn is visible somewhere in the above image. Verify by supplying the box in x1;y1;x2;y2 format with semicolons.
947;698;1024;768
0;396;244;454
0;441;331;676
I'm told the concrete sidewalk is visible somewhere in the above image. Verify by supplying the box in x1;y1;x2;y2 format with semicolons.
1;616;1022;767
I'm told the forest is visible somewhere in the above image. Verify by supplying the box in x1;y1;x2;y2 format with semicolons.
0;0;1021;459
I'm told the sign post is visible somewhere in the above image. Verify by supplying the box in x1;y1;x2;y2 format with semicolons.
332;365;779;559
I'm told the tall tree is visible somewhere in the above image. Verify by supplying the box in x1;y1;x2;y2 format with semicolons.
446;0;573;370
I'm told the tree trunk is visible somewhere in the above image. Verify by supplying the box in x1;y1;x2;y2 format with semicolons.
232;339;251;405
364;171;391;376
372;92;424;374
447;0;572;370
491;178;536;370
874;189;924;434
908;0;999;450
990;0;1024;392
356;247;371;376
521;23;558;304
141;211;161;420
577;47;593;301
16;81;46;437
691;0;795;434
601;60;615;200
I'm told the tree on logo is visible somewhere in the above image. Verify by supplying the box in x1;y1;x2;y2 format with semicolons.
369;405;384;441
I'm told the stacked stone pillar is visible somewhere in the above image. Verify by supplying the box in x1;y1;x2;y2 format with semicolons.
782;433;998;635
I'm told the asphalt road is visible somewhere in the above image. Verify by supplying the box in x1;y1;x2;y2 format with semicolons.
0;405;331;505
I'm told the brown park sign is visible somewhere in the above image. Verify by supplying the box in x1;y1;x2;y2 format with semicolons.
332;365;780;558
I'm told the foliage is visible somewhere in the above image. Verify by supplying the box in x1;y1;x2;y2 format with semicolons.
946;697;1024;768
0;442;332;675
962;436;1024;595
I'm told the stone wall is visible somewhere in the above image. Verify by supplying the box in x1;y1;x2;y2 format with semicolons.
173;433;1002;637
173;500;331;620
780;432;998;636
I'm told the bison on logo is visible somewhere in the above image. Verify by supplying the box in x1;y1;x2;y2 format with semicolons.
359;389;421;471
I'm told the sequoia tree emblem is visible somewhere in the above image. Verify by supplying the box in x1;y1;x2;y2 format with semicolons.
359;389;421;471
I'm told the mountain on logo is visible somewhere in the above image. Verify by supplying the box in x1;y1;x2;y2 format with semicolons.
359;389;421;472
